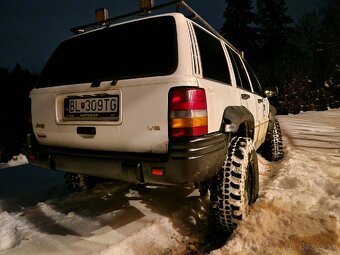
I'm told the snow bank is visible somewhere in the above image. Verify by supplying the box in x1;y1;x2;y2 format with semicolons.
99;218;182;255
0;154;28;169
0;212;21;252
212;150;339;254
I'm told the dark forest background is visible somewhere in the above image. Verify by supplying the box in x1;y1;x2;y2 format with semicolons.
0;0;339;161
221;0;340;113
0;65;38;161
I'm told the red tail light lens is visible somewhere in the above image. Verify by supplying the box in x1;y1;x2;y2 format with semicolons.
151;168;164;176
169;87;208;138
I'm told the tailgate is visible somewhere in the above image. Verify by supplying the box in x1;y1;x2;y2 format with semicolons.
30;81;173;154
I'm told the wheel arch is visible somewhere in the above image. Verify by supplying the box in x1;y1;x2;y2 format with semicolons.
220;106;255;139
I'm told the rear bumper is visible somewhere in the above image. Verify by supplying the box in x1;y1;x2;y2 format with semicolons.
24;132;227;185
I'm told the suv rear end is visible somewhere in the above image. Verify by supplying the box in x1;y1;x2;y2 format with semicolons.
25;13;226;185
24;1;285;234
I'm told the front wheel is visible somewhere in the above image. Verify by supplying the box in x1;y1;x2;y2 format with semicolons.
210;137;259;233
261;119;284;161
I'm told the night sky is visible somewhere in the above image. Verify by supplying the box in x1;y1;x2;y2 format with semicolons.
0;0;321;73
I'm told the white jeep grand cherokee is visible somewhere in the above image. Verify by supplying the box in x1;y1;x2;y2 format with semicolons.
24;1;284;233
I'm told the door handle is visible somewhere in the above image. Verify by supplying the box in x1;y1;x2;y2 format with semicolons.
241;94;250;100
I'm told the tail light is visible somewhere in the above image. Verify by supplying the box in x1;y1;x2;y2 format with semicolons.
169;87;208;138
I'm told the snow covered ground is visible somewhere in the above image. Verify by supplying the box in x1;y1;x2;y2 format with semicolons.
0;110;339;255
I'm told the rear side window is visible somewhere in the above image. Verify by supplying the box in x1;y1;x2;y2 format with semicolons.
38;16;178;87
244;60;263;96
194;25;230;84
228;48;252;92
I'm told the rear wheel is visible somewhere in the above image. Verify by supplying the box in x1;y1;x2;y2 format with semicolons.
210;137;259;233
64;173;96;192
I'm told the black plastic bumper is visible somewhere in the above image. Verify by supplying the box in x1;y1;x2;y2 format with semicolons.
24;132;227;185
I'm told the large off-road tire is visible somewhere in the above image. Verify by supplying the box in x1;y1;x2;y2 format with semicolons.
64;173;96;192
262;119;284;161
210;137;259;233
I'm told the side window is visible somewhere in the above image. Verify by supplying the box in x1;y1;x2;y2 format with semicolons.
194;25;231;84
228;48;252;92
244;60;263;96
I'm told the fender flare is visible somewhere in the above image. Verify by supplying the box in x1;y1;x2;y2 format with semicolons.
221;106;255;139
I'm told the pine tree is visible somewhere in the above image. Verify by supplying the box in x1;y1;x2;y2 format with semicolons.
220;0;257;61
321;0;340;85
289;0;339;90
255;0;293;87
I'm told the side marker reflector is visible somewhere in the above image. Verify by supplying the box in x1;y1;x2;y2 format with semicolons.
151;168;164;176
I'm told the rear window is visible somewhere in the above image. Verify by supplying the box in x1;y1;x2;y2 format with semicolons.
37;16;178;88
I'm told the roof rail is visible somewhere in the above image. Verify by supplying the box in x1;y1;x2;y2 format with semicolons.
70;0;239;53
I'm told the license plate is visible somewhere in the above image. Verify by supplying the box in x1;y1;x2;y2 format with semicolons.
64;95;119;121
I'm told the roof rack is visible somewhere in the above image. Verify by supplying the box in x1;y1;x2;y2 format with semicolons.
70;0;239;54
